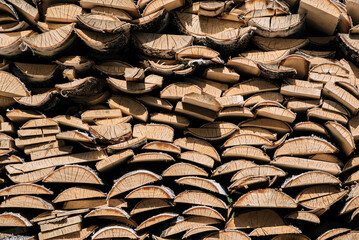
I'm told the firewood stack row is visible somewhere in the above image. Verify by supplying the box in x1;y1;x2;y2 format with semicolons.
0;0;359;239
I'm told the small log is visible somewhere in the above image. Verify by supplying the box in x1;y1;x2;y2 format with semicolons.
162;162;208;177
131;199;173;215
0;195;54;210
136;213;178;231
174;190;227;209
282;171;341;188
125;185;175;199
43;165;103;184
92;226;139;240
0;213;32;227
53;186;106;203
133;123;174;142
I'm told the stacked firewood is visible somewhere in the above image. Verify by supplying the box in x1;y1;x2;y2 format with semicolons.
0;0;359;239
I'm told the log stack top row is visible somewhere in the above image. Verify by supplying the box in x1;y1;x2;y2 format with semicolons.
0;0;359;239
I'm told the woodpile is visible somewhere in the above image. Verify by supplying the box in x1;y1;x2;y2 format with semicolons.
0;0;359;240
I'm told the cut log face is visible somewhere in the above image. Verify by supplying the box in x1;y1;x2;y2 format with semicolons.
231;165;287;182
174;137;220;162
63;198;126;210
85;206;129;219
325;121;355;156
136;212;178;231
133;32;193;59
56;130;93;143
183;226;219;239
186;122;238;141
282;171;341;188
249;225;301;237
223;134;272;148
80;0;140;17
53;115;89;131
7;167;56;184
249;14;305;38
133;123;174;142
108;170;162;199
233;189;297;209
0;183;53;196
238;118;292;134
12;62;58;84
293;122;328;136
46;4;84;23
252;36;309;51
296;185;348;210
204;229;250;240
160;82;201;100
42;165;103;185
226;209;284;229
176;177;226;195
162;162;208;177
108;95;149;122
224;78;279;97
22;24;76;57
161;216;220;237
150;112;190;128
286;211;320;224
212;160;257;177
307;108;348;125
222;146;271;162
174;190;227;209
125;185;175;199
92;226;139;240
275;137;338;157
90;124;132;144
77;13;130;33
0;212;32;227
272;156;341;176
343;156;359;173
0;71;30;97
107;137;147;152
0;195;54;210
142;141;181;154
96;149;134;172
180;151;215;168
344;170;359;185
183;205;225;221
138;95;173;111
53;186;105;203
131;199;173;215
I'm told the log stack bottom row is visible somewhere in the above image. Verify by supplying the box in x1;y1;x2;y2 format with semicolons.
1;0;359;239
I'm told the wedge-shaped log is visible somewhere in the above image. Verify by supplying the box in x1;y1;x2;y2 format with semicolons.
183;205;225;221
249;226;301;237
53;186;105;203
39;215;82;232
107;75;162;94
180;151;215;168
108;170;162;199
231;165;287;182
63;198;126;210
6;0;38;25
222;146;270;162
0;183;52;196
107;138;146;153
233;189;297;208
161;216;220;237
226;209;284;229
275;137;338;157
133;123;174;142
142;142;180;154
174;190;227;209
325;121;355;156
162;162;208;177
80;0;139;17
204;230;250;240
138;95;173;111
323;82;359;115
343;156;359;173
125;185;175;199
131;199;173;215
5;151;107;174
286;211;320;224
174;137;220;162
150;112;190;128
298;0;340;35
133;32;193;59
223;134;272;148
282;171;341;188
344;170;359;185
77;13;130;33
74;28;129;53
0;195;54;210
108;95;148;122
249;14;305;37
272;156;341;176
296;185;348;209
183;226;219;239
186;122;238;141
92;226;139;240
307;108;348;125
7;167;55;184
238;118;292;134
0;71;29;97
53;115;89;131
45;4;84;23
43;165;103;185
129;152;174;163
0;212;32;227
136;213;178;231
90;124;131;144
160;82;201;100
22;24;75;57
96;149;134;172
212;160;257;177
176;177;226;195
252;36;309;51
293;122;328;136
224;78;279;97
